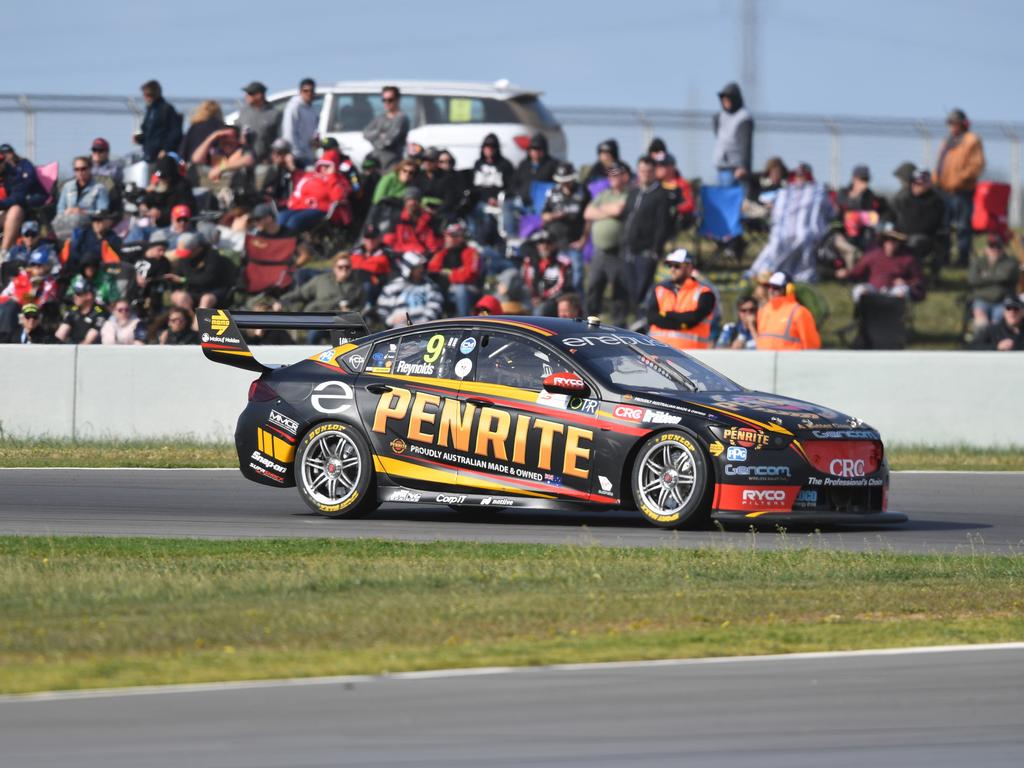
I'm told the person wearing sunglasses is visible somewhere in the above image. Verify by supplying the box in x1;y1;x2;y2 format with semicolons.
716;296;759;349
53;157;111;239
646;249;717;350
363;86;410;172
282;77;320;167
970;295;1024;352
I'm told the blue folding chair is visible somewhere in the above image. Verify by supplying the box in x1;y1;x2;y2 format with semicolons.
528;180;555;216
697;184;745;267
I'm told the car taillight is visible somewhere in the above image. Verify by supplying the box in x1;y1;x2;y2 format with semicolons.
248;379;277;402
512;134;531;150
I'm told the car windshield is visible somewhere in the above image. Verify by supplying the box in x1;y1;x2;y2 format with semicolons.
566;336;741;394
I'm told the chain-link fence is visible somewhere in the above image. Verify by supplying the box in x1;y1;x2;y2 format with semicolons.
3;93;1020;225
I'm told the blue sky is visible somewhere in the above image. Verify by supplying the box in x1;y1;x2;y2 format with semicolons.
5;0;1022;184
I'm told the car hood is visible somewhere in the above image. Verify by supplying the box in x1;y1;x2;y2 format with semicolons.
621;390;880;439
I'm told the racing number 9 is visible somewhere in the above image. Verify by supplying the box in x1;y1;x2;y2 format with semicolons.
424;334;445;363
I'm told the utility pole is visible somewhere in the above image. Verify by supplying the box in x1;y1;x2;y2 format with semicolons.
741;0;758;108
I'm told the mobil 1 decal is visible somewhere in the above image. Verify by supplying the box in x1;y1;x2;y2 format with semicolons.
372;385;593;489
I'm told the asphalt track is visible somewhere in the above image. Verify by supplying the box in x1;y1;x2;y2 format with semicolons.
0;468;1022;553
3;645;1023;767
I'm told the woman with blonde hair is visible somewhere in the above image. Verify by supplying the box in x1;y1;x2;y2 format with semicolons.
180;99;226;160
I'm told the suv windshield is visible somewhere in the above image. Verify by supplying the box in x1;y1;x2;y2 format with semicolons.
565;335;741;394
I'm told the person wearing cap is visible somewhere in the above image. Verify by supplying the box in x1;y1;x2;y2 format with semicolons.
583;139;629;185
135;80;183;163
522;228;573;316
262;139;298;205
469;133;515;244
281;78;319;167
428;221;481;316
0;245;60;342
3;219;44;271
381;187;441;255
167;231;237;308
0;144;47;256
0;303;54;344
836;225;925;305
831;164;889;268
712;82;754;187
655;154;696;233
755;272;821;350
512;132;559;213
583;161;631;326
936;108;986;265
90;138;123;185
645;249;716;350
53;156;111;239
622;155;671;309
376;251;444;328
59;211;122;272
970;295;1024;351
54;276;106;344
473;294;503;316
278;155;352;235
541;162;590;292
237;81;281;164
968;233;1020;331
362;86;410;172
350;224;396;301
123;231;173;320
892;168;947;273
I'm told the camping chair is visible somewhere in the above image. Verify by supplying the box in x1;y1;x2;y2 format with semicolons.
238;234;298;297
852;292;907;350
697;184;745;268
972;181;1011;240
35;162;59;202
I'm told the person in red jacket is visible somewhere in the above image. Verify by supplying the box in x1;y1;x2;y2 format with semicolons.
521;228;572;317
428;221;481;316
278;156;351;235
349;224;395;303
382;187;441;255
655;154;696;232
835;225;926;305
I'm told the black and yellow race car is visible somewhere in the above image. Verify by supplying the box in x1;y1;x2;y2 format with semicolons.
197;309;906;529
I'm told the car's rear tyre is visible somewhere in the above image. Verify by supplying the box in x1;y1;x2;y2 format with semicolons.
630;429;711;529
295;421;376;518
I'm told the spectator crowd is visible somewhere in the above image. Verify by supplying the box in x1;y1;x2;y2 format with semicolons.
1;78;1021;352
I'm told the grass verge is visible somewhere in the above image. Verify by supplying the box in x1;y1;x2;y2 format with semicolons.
1;536;1022;694
1;438;1022;471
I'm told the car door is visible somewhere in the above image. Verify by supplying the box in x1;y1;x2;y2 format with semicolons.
460;330;599;501
356;327;474;492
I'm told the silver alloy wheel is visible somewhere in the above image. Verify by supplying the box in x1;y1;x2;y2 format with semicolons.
300;429;362;507
635;439;698;518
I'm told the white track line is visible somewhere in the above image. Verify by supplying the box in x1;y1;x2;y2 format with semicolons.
3;642;1023;704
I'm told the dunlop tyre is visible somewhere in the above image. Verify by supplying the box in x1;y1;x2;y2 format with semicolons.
295;421;376;518
630;428;712;529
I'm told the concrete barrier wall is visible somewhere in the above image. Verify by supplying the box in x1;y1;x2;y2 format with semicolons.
1;347;1022;447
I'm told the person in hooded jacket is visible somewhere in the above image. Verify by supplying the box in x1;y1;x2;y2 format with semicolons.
512;133;559;207
584;139;629;184
277;156;352;234
712;82;754;188
470;133;515;244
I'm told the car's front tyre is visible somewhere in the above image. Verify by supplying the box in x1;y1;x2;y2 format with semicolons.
295;421;376;518
630;429;712;529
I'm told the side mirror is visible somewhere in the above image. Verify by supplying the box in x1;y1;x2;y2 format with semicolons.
543;372;589;396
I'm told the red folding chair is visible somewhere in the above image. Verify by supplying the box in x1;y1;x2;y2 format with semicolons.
972;181;1010;240
239;235;298;295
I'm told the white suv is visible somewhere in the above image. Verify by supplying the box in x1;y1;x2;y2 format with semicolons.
246;79;567;170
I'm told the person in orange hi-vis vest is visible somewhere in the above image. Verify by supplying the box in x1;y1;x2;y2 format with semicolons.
646;249;716;349
755;271;821;350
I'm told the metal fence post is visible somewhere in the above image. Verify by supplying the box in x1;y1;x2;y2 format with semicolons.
1008;130;1021;229
636;111;653;156
18;95;35;161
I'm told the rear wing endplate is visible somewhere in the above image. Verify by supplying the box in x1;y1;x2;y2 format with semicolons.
196;309;368;373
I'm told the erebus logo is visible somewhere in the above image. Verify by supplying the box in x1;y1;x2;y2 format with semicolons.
829;458;866;478
741;489;787;505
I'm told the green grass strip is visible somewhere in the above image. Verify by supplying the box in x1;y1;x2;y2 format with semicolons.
1;438;1022;471
1;536;1021;694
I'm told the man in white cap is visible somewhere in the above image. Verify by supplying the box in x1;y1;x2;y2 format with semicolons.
645;249;716;350
755;271;821;350
376;251;444;328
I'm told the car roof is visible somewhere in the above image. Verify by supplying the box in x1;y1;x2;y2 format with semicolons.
266;79;542;103
359;316;633;344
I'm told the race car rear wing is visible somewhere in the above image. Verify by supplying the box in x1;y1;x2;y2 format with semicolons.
196;308;368;373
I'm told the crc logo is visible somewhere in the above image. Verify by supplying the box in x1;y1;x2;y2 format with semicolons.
830;458;866;477
741;489;787;505
613;405;644;421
